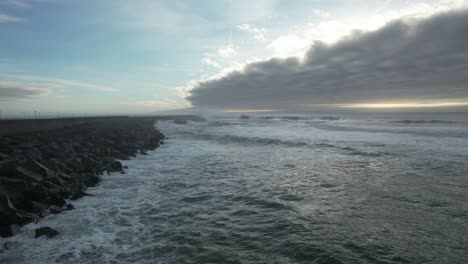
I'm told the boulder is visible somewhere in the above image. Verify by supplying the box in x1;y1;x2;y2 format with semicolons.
0;159;17;176
49;206;63;214
35;227;60;238
0;152;9;161
0;224;20;238
16;167;43;182
110;160;123;172
70;190;92;201
33;161;55;178
25;184;48;202
0;193;17;224
0;178;29;194
46;193;66;207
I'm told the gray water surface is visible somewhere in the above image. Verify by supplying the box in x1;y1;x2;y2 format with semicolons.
1;114;468;263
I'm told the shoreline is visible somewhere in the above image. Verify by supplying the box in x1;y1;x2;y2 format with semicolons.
0;115;202;238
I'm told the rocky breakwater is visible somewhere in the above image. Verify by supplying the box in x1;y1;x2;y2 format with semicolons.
0;117;165;237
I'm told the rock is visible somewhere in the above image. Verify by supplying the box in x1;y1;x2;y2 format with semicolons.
240;115;250;119
25;184;48;202
35;227;60;238
16;167;43;182
0;224;20;238
31;201;48;215
0;193;17;222
46;194;66;207
110;161;123;172
70;190;91;201
33;161;55;178
0;117;165;238
65;203;74;210
0;159;17;176
49;206;63;214
14;210;37;226
82;173;101;187
0;152;8;160
0;178;29;194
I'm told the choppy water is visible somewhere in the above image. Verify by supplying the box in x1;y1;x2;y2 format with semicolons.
1;113;468;264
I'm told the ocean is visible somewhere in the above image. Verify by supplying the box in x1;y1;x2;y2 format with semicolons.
1;113;467;263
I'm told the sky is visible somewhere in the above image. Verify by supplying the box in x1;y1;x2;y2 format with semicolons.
0;0;467;117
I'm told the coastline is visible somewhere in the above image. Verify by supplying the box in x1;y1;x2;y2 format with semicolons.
0;116;201;238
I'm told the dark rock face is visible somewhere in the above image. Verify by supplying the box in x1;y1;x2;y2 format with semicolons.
35;227;60;238
0;117;165;237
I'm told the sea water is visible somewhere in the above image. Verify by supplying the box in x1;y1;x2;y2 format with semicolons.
1;113;467;263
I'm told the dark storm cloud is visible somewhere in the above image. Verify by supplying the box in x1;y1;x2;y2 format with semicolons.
187;10;468;110
0;83;48;99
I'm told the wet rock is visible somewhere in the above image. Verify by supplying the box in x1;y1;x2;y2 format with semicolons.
82;173;101;187
14;210;37;225
49;206;63;214
0;224;20;238
111;160;123;171
65;203;74;210
0;117;166;237
46;194;66;207
70;190;91;201
35;227;60;238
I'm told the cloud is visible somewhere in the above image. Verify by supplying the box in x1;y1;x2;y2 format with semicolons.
217;45;237;58
123;99;189;110
0;75;117;98
313;10;331;18
0;13;25;23
187;9;468;110
236;23;267;40
0;82;50;99
202;57;221;68
6;0;31;8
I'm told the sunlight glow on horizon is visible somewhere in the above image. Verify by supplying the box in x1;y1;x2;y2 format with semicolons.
338;101;468;109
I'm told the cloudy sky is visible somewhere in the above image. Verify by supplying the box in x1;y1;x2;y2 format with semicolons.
1;0;467;116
